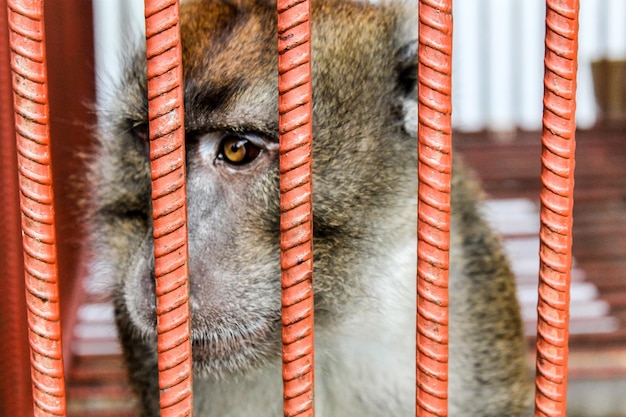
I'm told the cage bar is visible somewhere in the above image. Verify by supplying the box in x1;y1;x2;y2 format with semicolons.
277;0;315;415
416;0;453;416
534;1;579;416
144;1;193;416
0;1;33;416
6;1;67;416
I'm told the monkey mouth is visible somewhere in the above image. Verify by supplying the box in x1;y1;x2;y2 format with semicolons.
189;321;280;376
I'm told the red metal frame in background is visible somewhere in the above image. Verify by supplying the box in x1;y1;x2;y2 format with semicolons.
144;1;194;416
277;0;316;415
535;1;579;416
6;0;67;416
416;0;453;416
0;1;33;416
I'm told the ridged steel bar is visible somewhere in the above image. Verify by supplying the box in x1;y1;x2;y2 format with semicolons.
144;1;193;416
277;0;315;415
1;0;33;415
534;1;579;416
416;0;453;416
6;1;67;416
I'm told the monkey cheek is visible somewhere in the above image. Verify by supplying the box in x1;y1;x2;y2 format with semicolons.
123;232;158;337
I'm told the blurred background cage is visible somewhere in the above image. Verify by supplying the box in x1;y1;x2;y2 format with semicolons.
1;0;626;416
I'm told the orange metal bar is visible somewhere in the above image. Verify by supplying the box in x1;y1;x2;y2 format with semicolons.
0;1;33;416
534;1;579;416
277;0;315;415
6;1;67;416
416;0;453;416
144;1;193;416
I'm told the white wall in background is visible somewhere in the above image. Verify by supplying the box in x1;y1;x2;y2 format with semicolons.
92;0;144;107
92;0;626;132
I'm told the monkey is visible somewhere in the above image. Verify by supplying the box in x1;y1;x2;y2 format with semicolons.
86;0;533;415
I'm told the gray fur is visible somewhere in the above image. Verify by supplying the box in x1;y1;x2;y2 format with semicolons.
86;0;533;415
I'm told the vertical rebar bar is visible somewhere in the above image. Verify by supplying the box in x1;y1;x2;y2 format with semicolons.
144;1;193;416
0;1;33;416
416;1;453;416
6;1;67;416
534;1;579;416
277;0;315;415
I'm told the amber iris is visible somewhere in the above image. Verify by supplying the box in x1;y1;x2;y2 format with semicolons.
220;135;261;165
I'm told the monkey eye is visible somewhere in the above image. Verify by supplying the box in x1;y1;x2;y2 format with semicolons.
218;134;261;165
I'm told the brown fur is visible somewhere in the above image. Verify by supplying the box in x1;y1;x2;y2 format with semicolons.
86;0;532;415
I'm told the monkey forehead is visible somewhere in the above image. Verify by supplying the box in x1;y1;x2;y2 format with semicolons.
178;0;408;132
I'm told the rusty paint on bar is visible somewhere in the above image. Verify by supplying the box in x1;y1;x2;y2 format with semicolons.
534;1;579;416
6;0;67;416
277;0;315;415
144;1;194;416
416;0;453;416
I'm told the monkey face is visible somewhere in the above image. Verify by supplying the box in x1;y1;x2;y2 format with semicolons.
91;0;417;379
184;129;284;374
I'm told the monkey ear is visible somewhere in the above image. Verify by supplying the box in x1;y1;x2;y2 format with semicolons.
395;39;417;136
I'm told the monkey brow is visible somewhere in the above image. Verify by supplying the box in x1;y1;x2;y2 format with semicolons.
185;82;234;114
183;73;253;116
183;82;279;141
